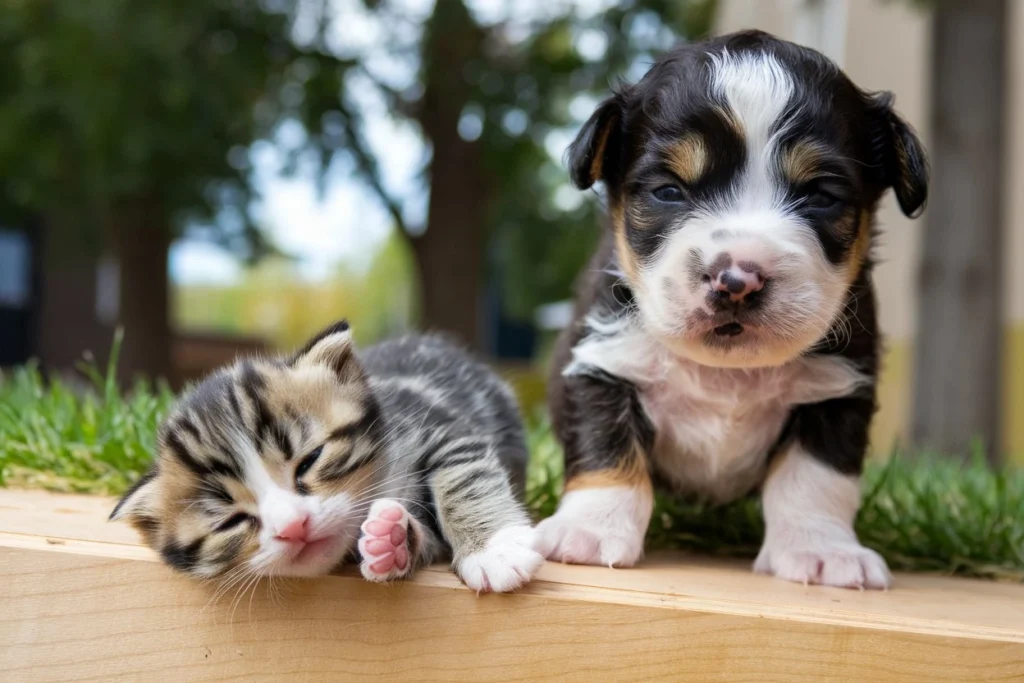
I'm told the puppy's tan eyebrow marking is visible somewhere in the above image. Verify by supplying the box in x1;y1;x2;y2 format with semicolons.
666;134;708;184
783;139;831;185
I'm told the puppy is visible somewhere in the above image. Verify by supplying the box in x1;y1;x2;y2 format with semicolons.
536;30;927;589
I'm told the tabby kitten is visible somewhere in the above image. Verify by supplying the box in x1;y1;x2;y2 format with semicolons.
111;321;543;592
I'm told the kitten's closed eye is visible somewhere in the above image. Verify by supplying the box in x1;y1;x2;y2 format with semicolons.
295;446;323;479
215;512;258;532
294;445;324;496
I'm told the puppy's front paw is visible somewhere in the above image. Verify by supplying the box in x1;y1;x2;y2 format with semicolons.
754;530;891;590
358;499;416;583
535;486;650;568
535;514;644;568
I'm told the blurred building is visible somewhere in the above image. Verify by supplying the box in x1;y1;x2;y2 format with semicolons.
716;0;1024;458
0;224;38;367
0;226;266;386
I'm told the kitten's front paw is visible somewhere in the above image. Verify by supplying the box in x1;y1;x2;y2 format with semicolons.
457;525;544;593
358;499;416;583
754;529;891;590
535;514;644;568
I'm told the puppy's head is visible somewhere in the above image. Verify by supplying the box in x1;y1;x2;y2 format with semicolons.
570;30;927;368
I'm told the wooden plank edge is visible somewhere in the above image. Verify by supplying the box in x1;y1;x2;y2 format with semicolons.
2;529;1022;646
2;542;1023;682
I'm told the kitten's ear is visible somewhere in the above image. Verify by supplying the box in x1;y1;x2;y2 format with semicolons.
291;319;363;382
567;91;627;190
110;468;160;526
870;92;929;218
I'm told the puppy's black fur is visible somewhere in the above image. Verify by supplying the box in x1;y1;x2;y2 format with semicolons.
542;31;927;587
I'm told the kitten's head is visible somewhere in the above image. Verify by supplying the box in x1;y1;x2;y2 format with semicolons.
111;321;386;579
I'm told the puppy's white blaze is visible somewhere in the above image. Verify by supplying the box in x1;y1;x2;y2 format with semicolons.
536;486;653;567
756;445;891;589
708;50;795;209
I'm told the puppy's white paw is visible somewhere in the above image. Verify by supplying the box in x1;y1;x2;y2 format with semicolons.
457;525;544;593
535;486;651;568
358;499;415;583
754;530;891;590
535;514;644;567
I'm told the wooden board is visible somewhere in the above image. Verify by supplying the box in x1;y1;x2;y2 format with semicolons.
1;489;1022;682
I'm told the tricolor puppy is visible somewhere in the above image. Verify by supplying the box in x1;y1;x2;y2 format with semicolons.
537;30;927;589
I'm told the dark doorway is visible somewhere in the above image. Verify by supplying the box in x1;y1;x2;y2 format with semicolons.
0;225;37;366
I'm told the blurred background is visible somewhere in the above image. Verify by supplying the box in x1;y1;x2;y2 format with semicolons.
0;0;1020;464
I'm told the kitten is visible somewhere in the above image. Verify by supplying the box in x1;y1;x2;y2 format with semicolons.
110;321;543;592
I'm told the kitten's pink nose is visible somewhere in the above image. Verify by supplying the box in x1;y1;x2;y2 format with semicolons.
275;515;309;542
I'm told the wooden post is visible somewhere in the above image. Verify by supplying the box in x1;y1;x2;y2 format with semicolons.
1;489;1023;682
912;0;1007;461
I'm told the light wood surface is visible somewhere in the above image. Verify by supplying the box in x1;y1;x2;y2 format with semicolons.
1;489;1022;682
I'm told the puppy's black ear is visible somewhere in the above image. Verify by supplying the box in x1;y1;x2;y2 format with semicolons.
567;93;626;190
871;92;928;218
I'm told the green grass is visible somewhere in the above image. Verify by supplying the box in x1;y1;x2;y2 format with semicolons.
0;333;174;495
3;347;1023;582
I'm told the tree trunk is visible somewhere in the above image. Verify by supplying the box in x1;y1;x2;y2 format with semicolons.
912;0;1006;462
413;0;491;349
106;194;173;384
36;216;110;375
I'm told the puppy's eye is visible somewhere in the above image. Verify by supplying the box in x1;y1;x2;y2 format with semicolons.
803;182;845;210
215;512;257;533
652;185;686;203
295;445;323;479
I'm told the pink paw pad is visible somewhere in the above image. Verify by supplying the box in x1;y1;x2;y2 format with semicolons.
358;500;412;581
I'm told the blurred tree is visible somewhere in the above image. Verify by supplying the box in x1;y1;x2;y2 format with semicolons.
0;1;357;379
912;0;1007;462
0;0;715;378
326;0;716;346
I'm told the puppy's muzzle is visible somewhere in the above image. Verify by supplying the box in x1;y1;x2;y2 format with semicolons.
704;253;768;311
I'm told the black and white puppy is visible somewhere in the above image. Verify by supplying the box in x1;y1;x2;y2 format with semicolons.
537;30;927;589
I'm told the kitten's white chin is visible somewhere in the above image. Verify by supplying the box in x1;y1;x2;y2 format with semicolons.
267;534;352;577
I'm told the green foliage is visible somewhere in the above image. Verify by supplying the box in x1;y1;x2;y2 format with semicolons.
460;0;718;319
0;0;718;321
0;0;351;256
335;0;718;320
2;358;1023;581
174;231;416;349
0;332;173;494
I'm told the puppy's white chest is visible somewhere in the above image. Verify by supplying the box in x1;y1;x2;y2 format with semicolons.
567;320;868;503
641;365;794;502
639;355;865;502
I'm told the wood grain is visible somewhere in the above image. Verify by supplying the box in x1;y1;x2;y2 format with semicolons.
1;489;1023;682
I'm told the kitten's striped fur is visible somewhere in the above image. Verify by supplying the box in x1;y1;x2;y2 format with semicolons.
111;321;543;592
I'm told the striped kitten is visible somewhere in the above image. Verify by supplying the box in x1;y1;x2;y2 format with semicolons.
110;321;543;592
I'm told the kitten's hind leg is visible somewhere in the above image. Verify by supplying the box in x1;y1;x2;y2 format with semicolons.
358;499;424;583
429;443;544;593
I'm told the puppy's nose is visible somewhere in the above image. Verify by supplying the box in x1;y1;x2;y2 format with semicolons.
275;514;309;543
712;261;765;302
